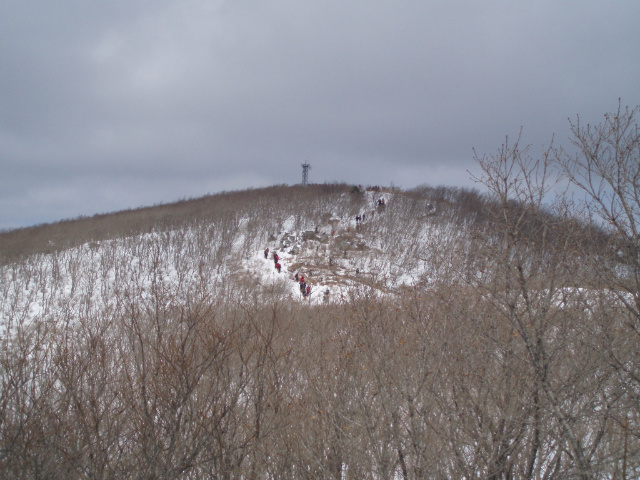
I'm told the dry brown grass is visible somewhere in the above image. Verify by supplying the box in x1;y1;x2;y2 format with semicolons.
0;183;355;265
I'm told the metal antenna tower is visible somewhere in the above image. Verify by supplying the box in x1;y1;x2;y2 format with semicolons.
301;162;311;187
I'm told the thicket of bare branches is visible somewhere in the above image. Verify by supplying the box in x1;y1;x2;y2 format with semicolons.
2;284;636;478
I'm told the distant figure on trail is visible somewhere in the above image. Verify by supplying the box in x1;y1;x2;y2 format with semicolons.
294;272;299;282
264;248;269;259
306;285;311;298
300;281;307;296
275;262;281;273
362;213;365;221
273;252;279;264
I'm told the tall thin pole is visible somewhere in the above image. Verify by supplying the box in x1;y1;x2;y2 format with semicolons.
301;163;311;187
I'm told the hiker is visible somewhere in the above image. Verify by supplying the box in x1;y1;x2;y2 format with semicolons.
294;272;299;282
264;248;269;259
300;281;306;296
299;275;305;284
362;213;365;221
273;253;279;264
275;262;281;273
306;285;311;297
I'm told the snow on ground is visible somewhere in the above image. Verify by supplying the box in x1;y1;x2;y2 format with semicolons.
281;215;296;232
1;193;627;342
0;190;466;337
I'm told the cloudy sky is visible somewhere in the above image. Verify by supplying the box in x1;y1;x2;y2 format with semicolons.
1;1;639;229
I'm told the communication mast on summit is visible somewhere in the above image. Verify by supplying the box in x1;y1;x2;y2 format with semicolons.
301;162;311;187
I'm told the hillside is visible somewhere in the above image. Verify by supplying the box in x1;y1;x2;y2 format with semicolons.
0;184;484;332
0;181;638;478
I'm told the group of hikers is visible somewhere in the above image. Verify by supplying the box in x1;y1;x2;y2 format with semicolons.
294;272;312;298
352;198;385;230
264;248;282;273
264;247;312;298
258;194;391;302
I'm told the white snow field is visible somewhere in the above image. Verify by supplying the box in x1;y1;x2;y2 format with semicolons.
1;188;466;337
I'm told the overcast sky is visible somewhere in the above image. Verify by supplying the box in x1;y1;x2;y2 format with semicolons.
1;1;639;229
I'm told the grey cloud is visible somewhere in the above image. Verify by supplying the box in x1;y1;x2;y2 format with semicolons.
1;0;639;229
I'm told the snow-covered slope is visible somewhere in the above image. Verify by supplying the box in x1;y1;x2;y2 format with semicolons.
0;187;476;336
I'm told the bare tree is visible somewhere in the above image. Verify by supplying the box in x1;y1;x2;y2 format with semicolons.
553;102;640;477
471;133;622;478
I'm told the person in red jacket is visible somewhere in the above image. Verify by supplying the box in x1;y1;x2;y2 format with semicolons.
275;262;281;273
